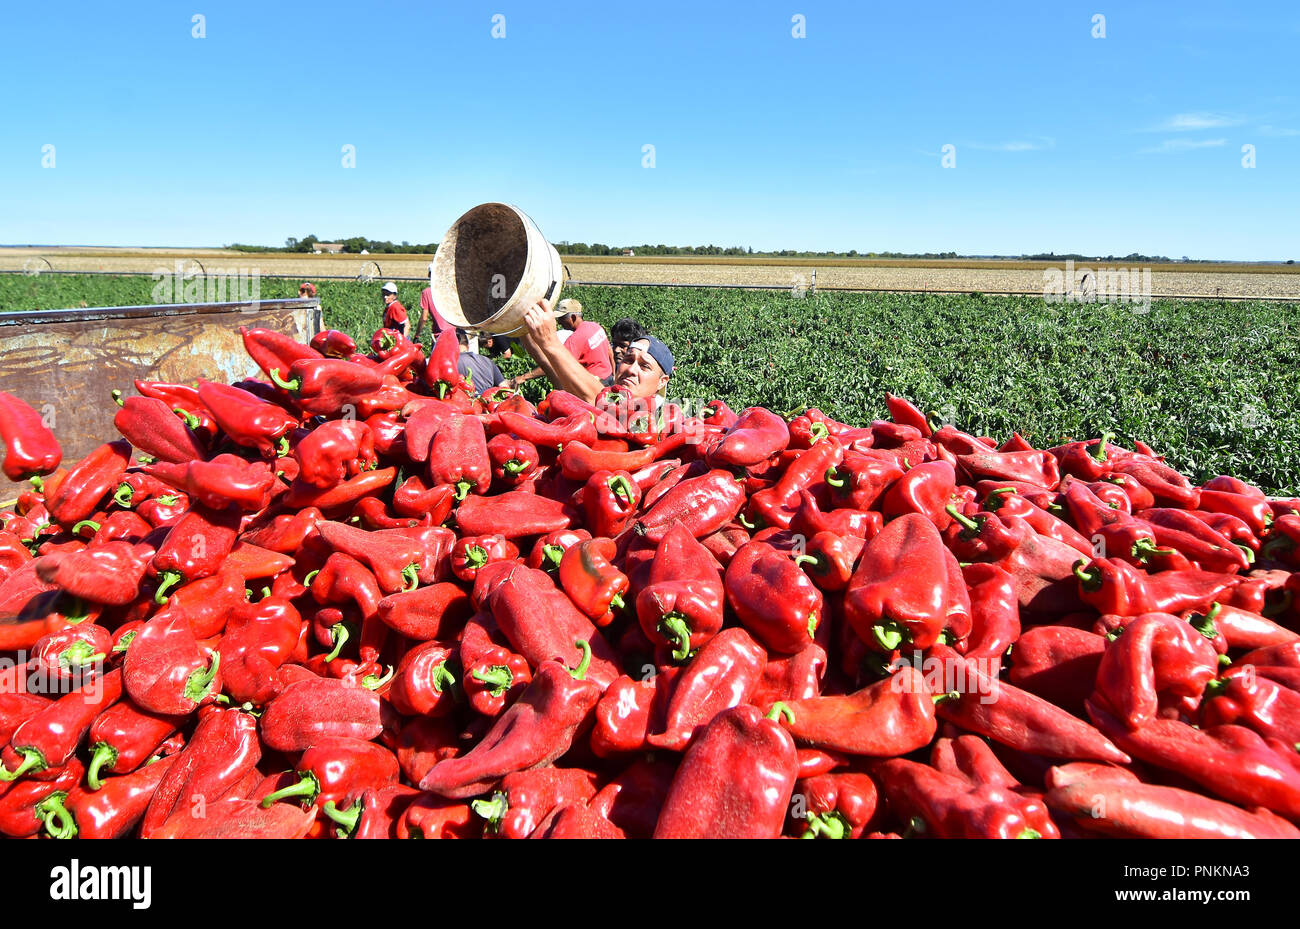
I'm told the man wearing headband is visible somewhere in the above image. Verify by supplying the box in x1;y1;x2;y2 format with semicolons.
515;297;672;404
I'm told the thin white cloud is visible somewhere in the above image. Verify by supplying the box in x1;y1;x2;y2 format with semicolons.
1147;113;1244;131
1259;124;1300;136
1138;138;1227;154
967;138;1055;152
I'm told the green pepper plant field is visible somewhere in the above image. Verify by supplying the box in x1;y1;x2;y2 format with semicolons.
3;273;1298;494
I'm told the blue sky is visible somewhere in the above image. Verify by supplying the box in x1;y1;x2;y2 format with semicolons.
2;1;1297;259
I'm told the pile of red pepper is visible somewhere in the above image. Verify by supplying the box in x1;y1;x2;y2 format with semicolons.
2;326;1300;839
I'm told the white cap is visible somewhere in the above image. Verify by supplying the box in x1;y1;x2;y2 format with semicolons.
381;281;398;294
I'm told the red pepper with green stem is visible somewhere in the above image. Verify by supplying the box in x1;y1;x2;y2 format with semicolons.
121;611;221;716
483;564;620;688
1198;488;1274;537
558;537;628;627
981;487;1091;554
471;767;601;839
311;329;358;358
260;736;400;810
113;395;207;464
1072;557;1239;617
1049;432;1129;481
647;627;767;751
703;406;789;468
419;641;603;799
197;380;299;457
0;669;121;783
427;414;491;499
581;469;641;538
45;440;132;529
725;540;824;655
451;535;519;582
844;513;972;653
41;753;177;839
1200;666;1300;743
387;640;458;717
463;644;532;717
794;772;879;839
654;703;798;839
745;438;843;530
525;528;592;573
1090;611;1219;729
0;758;83;837
31;624;113;690
150;505;240;603
84;702;184;790
0;391;62;481
264;357;388;418
423;327;469;398
317;520;454;593
879;459;960;528
1188;601;1298;650
150;566;246;639
636;522;726;661
283;465;397;512
241;325;321;381
487;433;541;486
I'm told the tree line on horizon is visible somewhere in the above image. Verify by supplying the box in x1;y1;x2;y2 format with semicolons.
220;236;1292;265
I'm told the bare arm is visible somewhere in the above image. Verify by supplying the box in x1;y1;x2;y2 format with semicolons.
515;299;605;403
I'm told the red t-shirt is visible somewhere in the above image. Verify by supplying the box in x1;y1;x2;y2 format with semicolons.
565;320;613;379
383;300;408;331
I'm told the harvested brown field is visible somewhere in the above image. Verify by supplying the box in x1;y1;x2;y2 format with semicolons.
2;247;1297;299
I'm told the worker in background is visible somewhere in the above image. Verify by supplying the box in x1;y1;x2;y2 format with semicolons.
381;282;409;338
298;281;318;299
516;297;672;405
418;261;453;345
506;298;612;391
480;332;515;360
610;317;647;371
455;328;505;395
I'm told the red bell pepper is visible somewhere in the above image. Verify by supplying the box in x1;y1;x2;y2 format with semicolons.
84;701;183;790
388;641;458;717
1073;557;1239;617
653;704;798;838
703;407;789;468
463;644;532;717
45;440;132;528
311;329;358;358
391;475;455;524
113;396;207;464
777;666;937;756
0;758;84;837
0;391;62;481
34;540;149;605
1090;612;1219;729
121;612;221;716
218;592;303;706
151;505;241;602
260;677;384;752
880;460;959;527
1201;666;1300;743
48;754;180;839
635;523;726;661
454;490;576;539
139;707;262;838
292;420;377;489
419;642;603;799
318;520;453;594
260;736;400;810
558;538;628;627
581;469;641;538
451;535;519;583
844;513;972;653
376;582;473;642
0;670;122;782
196;381;299;457
428;414;491;499
487;433;541;486
724;540;824;655
794;772;879;839
470;767;600;839
423;328;469;398
647;627;767;751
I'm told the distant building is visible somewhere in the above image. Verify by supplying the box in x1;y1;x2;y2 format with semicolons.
313;242;345;254
624;249;635;257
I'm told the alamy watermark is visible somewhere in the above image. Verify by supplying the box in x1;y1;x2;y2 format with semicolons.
1043;259;1151;313
151;261;261;307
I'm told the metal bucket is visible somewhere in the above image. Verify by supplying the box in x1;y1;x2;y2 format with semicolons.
430;203;563;335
